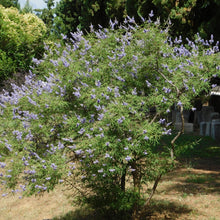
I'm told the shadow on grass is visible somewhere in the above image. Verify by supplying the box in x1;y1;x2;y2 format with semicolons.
52;209;103;220
52;206;131;220
191;158;220;171
162;134;220;161
171;134;220;172
177;136;220;158
164;171;220;196
141;199;193;220
52;199;193;220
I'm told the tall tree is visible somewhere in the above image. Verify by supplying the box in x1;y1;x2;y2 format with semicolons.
0;0;20;8
54;0;127;36
80;0;109;30
55;0;82;36
190;0;220;41
54;0;220;41
137;0;220;41
35;0;55;36
21;0;32;13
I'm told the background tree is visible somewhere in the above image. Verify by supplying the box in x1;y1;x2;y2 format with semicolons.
35;0;55;36
0;5;46;82
144;0;220;42
0;0;20;9
54;0;82;37
53;0;220;41
79;0;109;30
54;0;127;36
190;0;220;41
21;0;32;13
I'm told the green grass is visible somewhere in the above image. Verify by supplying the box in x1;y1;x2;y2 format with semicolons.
162;134;220;159
185;174;215;184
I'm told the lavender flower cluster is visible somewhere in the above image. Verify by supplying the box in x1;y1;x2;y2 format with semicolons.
0;13;219;198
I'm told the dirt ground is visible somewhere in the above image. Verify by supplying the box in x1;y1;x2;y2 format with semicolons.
0;186;74;220
0;158;219;220
146;158;220;220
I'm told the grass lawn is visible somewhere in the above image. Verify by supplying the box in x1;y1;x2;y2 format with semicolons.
0;135;219;220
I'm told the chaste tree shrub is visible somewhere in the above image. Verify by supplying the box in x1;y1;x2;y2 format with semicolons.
0;14;219;220
0;5;47;82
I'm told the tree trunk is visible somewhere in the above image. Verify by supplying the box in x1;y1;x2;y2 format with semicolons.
171;105;184;159
138;174;162;219
121;168;126;191
131;162;141;220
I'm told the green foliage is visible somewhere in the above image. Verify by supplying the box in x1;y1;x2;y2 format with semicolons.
54;0;82;37
0;16;219;218
54;0;127;36
21;0;32;14
0;0;20;9
53;0;220;41
186;174;215;184
174;135;220;159
150;0;220;40
35;0;55;37
0;49;16;79
0;5;47;80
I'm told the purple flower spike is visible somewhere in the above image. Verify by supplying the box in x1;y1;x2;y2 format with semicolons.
95;80;101;87
177;101;182;107
2;193;8;197
51;163;57;170
127;137;132;141
144;136;149;140
98;168;103;173
149;10;154;17
78;128;85;135
109;168;115;172
143;130;147;134
125;156;132;161
159;118;166;124
105;153;111;158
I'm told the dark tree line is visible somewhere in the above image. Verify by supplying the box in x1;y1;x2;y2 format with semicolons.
0;0;19;8
1;0;219;41
50;0;220;42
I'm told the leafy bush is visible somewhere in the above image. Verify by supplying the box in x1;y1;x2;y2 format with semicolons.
0;15;219;219
0;49;16;80
0;5;47;80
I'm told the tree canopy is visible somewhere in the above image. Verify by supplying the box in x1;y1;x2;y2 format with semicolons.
0;0;20;9
21;0;32;14
53;0;220;41
0;15;219;219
